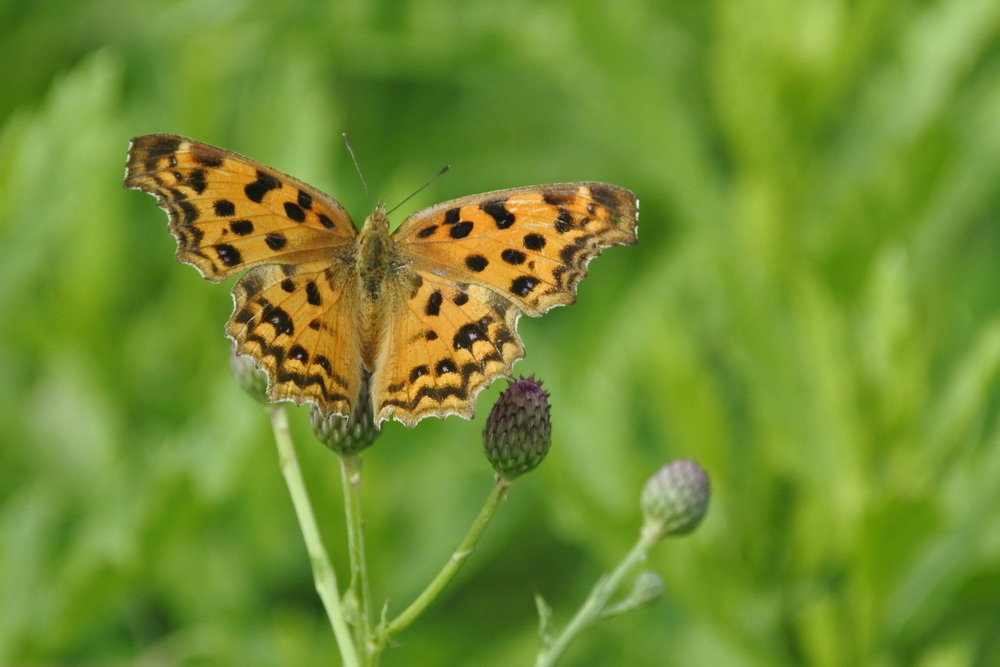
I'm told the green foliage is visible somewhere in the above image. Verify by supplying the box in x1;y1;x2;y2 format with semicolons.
3;0;1000;664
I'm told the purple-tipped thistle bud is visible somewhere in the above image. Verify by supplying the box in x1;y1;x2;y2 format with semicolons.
230;344;269;405
310;373;379;455
483;376;552;480
641;460;710;540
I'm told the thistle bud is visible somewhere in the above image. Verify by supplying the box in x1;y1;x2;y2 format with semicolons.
483;376;551;480
641;460;710;540
310;373;379;455
229;344;269;404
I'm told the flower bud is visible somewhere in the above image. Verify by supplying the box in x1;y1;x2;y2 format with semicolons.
229;344;269;404
641;459;710;540
310;372;379;455
311;405;378;457
483;376;551;480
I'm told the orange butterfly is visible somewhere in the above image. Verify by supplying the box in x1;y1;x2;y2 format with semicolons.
124;135;638;427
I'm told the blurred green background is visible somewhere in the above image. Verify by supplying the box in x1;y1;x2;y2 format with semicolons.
3;0;1000;664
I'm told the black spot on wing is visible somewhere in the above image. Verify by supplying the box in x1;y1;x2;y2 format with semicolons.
511;275;540;297
216;244;241;266
230;220;254;235
555;210;573;233
481;200;515;229
501;249;526;265
523;233;546;250
426;290;443;316
435;359;457;375
215;199;236;217
284;201;306;222
450;221;473;239
453;317;490;351
306;281;322;306
465;255;488;272
265;233;287;251
186;168;207;194
263;305;294;336
245;170;281;203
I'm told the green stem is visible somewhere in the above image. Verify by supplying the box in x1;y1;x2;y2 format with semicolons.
534;525;659;667
378;475;512;644
267;406;359;667
340;453;373;664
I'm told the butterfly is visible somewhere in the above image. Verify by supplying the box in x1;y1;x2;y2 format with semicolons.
124;134;638;427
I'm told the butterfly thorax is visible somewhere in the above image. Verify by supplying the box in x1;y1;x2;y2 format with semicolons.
358;203;393;298
357;202;395;368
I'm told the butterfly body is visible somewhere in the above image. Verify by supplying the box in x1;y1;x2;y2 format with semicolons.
125;134;638;427
356;204;394;366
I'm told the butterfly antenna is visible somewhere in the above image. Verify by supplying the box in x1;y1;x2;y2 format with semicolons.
343;133;375;211
386;164;450;216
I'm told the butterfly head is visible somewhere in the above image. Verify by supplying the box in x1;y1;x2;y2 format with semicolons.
361;200;390;237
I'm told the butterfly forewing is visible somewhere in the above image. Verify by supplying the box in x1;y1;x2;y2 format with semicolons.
124;134;358;282
392;183;638;316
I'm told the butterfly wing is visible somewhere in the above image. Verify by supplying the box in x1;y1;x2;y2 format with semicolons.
124;134;358;279
371;272;525;427
125;134;364;416
393;182;638;315
372;182;638;426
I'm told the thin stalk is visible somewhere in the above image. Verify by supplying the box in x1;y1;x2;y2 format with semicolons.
267;406;359;667
379;475;512;643
340;453;373;664
534;525;659;667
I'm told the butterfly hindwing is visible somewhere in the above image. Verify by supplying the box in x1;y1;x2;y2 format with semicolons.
372;271;524;427
227;261;363;416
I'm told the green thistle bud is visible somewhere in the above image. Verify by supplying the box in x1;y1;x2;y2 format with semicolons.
483;376;551;480
310;373;379;455
229;344;269;405
641;459;710;540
